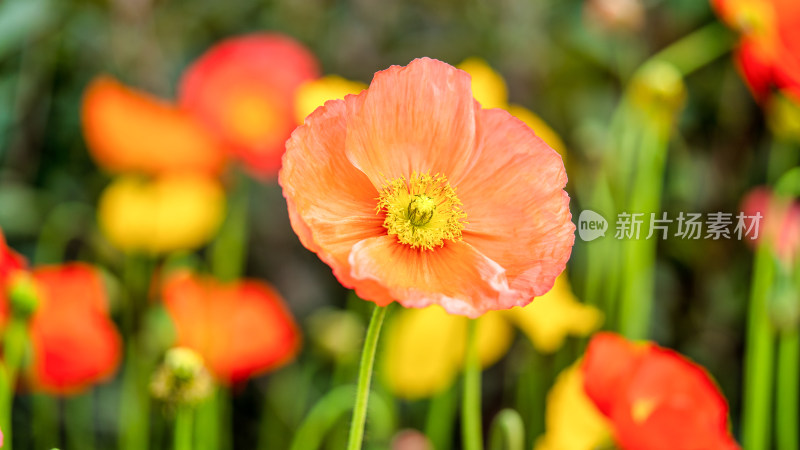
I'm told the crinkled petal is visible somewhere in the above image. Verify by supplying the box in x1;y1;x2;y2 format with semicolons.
460;108;574;305
344;58;480;186
348;236;512;317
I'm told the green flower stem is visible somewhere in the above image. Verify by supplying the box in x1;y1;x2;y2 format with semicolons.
119;340;151;450
346;304;388;450
211;171;250;282
651;21;734;77
425;383;458;450
31;394;58;450
488;409;525;450
741;245;776;450
462;319;483;450
776;329;799;450
196;387;227;450
65;393;96;450
174;407;194;450
0;316;29;450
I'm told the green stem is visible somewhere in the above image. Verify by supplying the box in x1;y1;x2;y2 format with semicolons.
652;21;734;77
0;316;29;450
488;409;525;450
776;329;799;450
462;319;483;450
425;383;458;450
211;172;250;282
741;246;776;450
65;392;96;450
174;407;194;450
345;305;388;450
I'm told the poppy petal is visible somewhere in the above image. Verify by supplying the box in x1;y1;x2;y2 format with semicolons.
460;108;574;303
344;58;480;186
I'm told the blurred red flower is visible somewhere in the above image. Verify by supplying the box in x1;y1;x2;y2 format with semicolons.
582;332;739;450
713;0;800;102
161;271;301;383
180;34;319;178
28;264;122;395
281;58;574;317
741;186;800;264
0;232;121;395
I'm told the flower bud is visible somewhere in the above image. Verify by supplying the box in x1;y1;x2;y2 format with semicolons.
7;271;40;319
151;347;213;407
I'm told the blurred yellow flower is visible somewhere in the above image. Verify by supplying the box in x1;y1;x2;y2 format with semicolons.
98;174;225;254
294;75;367;123
381;305;513;399
535;362;613;450
503;275;603;354
381;274;601;398
457;58;567;160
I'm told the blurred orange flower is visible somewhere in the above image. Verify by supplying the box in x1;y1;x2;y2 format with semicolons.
180;33;319;178
582;332;739;450
741;186;800;264
161;271;301;383
0;231;25;329
713;0;800;102
281;58;574;317
82;77;227;176
27;264;122;395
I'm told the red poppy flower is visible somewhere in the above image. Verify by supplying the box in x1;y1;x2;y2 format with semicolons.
280;58;574;317
582;332;739;450
179;33;319;178
26;264;122;394
713;0;800;102
82;76;227;175
161;271;301;383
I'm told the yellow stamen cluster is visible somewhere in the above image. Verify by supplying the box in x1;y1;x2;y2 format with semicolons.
377;172;466;250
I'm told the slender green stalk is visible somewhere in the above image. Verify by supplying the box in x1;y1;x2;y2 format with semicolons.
346;305;388;450
174;407;194;450
32;395;58;450
211;172;250;282
0;316;29;450
425;383;458;450
651;22;734;77
65;392;96;450
462;319;483;450
741;246;776;450
488;409;525;450
776;329;799;450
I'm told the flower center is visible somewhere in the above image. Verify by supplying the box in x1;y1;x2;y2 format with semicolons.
377;172;466;250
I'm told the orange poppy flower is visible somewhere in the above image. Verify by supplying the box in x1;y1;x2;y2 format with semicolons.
161;271;301;383
179;33;319;178
81;76;227;175
27;264;122;395
582;333;739;450
713;0;800;102
280;58;574;317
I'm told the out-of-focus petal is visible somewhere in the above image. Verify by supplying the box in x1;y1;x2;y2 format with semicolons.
535;362;614;450
179;33;319;178
294;75;366;123
162;271;301;383
29;264;122;395
98;174;225;254
505;274;603;353
81;77;227;175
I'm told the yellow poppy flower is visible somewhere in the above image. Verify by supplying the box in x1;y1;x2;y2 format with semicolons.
294;75;367;123
98;174;225;254
535;362;614;450
381;274;601;398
